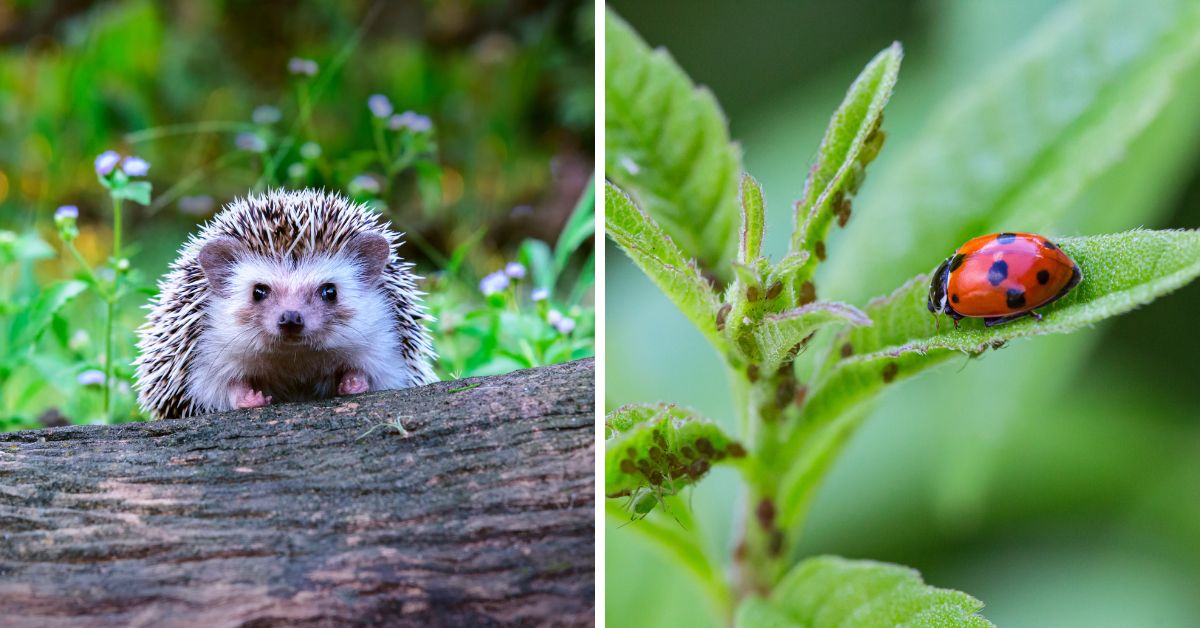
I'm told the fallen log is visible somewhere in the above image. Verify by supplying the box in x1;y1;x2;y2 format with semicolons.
0;358;596;627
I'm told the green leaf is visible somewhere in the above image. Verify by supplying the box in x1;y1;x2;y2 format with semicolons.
518;238;555;292
828;0;1200;302
605;182;723;348
605;403;746;510
751;302;870;375
735;556;992;628
789;43;902;286
112;180;152;205
605;8;742;280
9;280;88;348
555;177;596;274
779;230;1200;525
739;173;765;263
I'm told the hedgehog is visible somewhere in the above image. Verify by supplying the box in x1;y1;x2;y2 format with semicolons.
134;188;437;419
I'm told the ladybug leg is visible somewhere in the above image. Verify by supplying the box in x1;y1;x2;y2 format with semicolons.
952;318;960;330
984;312;1032;327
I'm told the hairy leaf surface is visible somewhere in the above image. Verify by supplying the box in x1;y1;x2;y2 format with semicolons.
788;43;901;284
606;182;723;347
605;403;746;504
606;9;742;279
735;556;992;627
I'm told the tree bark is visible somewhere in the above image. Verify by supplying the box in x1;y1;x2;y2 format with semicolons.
0;359;595;627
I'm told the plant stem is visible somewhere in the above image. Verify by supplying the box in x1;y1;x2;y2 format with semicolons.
732;366;801;599
112;197;122;260
105;197;123;422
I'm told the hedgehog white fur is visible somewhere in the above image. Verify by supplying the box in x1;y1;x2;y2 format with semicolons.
134;188;436;419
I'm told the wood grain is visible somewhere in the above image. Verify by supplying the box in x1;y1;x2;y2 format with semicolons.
0;359;595;627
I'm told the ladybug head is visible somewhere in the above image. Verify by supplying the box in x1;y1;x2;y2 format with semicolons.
927;256;951;314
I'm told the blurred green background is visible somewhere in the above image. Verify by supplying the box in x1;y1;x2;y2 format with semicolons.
606;1;1200;626
0;0;594;430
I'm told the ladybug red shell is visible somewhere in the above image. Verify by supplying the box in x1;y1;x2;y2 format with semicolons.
927;232;1082;327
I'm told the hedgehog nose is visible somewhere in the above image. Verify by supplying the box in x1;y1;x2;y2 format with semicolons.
278;310;305;333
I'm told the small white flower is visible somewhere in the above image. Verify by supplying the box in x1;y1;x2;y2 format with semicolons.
68;329;90;352
504;262;526;279
287;57;319;76
531;288;549;302
547;309;563;326
554;317;576;335
288;162;307;180
94;150;121;176
54;205;79;222
252;105;281;125
77;370;105;387
121;156;150;177
178;195;214;216
479;270;510;295
619;156;640;175
348;174;381;195
368;94;393;118
300;141;322;160
236;132;267;153
388;110;433;133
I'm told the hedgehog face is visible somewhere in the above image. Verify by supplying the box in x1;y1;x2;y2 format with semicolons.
226;256;355;345
197;233;393;352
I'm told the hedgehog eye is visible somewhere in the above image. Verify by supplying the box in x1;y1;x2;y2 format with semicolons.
319;283;337;302
252;284;270;302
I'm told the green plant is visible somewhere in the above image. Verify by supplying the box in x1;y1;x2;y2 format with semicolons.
427;180;595;379
604;2;1200;624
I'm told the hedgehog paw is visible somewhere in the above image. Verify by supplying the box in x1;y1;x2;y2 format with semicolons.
231;382;272;409
338;370;370;396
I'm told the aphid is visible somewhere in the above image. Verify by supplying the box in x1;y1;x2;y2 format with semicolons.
928;232;1082;327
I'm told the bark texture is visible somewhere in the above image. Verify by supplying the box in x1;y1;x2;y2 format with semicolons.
0;359;595;627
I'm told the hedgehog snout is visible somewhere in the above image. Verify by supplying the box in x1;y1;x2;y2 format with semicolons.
278;310;305;335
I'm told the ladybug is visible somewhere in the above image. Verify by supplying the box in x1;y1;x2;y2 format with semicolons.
927;232;1082;328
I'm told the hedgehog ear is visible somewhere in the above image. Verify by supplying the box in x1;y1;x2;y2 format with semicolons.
198;236;244;294
346;232;391;281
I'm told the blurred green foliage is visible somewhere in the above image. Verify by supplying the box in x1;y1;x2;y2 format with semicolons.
607;0;1200;626
0;0;594;430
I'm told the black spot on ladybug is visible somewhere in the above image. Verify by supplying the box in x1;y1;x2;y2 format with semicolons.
1043;240;1058;250
1006;288;1026;309
996;232;1017;243
951;294;959;304
949;253;965;272
882;362;898;383
1037;269;1050;285
987;260;1008;286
